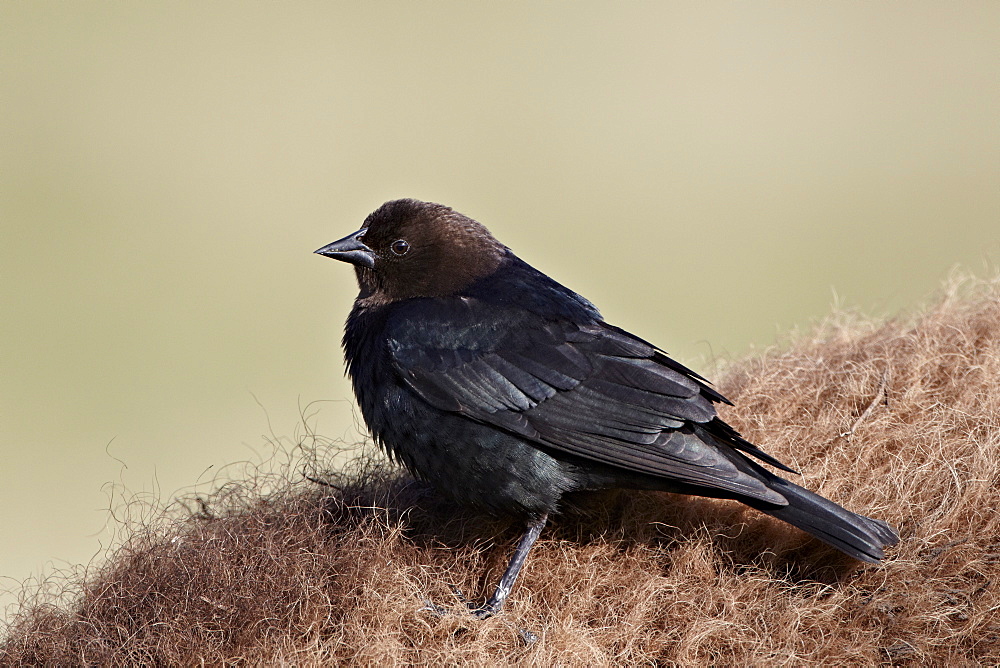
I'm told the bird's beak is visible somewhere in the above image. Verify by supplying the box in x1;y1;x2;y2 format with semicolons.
314;228;376;269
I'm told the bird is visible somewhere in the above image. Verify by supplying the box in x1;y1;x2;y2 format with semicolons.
315;198;898;617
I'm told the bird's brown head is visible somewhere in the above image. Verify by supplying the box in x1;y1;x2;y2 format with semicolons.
315;199;507;304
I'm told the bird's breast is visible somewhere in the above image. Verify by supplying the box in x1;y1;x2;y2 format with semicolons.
341;305;577;517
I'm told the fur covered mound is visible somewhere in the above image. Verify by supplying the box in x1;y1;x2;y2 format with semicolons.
4;276;999;665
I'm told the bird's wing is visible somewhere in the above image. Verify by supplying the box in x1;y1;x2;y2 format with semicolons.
386;297;788;505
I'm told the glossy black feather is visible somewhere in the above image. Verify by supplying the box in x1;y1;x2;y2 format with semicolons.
327;199;898;572
385;256;788;504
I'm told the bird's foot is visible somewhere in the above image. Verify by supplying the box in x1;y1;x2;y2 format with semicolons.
417;598;450;617
417;586;538;645
450;585;496;619
416;584;474;618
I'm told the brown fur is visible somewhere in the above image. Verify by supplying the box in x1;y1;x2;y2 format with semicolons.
4;273;999;665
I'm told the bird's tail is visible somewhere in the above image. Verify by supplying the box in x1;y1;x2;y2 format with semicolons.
745;472;899;563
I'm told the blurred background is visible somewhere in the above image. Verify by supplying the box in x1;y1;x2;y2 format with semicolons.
2;3;998;618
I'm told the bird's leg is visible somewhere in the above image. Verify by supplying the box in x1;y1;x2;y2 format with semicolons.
472;513;548;619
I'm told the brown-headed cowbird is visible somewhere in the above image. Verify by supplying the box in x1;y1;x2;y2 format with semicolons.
315;198;898;617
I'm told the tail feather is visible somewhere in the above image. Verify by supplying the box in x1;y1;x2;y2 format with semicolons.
746;473;899;563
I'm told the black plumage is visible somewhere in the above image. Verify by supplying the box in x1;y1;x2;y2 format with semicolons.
316;198;898;616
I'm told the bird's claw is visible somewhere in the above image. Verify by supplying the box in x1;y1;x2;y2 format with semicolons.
454;585;500;619
518;627;539;645
417;599;450;617
416;584;477;618
469;602;498;619
417;587;537;645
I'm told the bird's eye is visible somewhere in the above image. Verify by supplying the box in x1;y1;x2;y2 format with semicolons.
390;239;410;256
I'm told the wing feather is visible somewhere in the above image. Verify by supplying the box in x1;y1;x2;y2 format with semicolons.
387;298;788;504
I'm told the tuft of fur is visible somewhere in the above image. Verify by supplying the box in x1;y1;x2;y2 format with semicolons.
4;274;1000;665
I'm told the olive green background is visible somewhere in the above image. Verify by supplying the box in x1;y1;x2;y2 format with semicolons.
2;3;998;617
